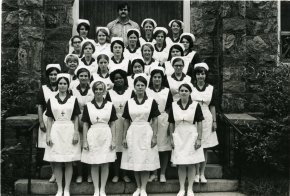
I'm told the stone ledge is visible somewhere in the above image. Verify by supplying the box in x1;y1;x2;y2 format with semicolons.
15;179;239;195
5;114;38;128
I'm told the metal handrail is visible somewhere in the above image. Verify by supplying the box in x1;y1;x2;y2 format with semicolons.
27;120;39;195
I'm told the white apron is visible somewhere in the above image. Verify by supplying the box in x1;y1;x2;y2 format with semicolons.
38;85;58;148
92;43;113;59
183;51;196;64
121;98;160;171
43;96;81;162
164;58;190;76
167;75;192;101
146;88;171;152
139;37;156;46
123;48;142;61
144;61;159;76
108;58;130;73
192;85;219;148
81;102;116;164
109;89;132;152
171;101;205;165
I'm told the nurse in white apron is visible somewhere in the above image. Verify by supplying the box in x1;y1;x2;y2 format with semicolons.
139;18;157;46
109;37;130;74
179;33;201;76
121;74;160;196
93;27;112;59
127;58;149;89
71;66;94;183
147;66;173;183
107;69;133;183
36;64;61;183
79;41;99;75
44;73;81;196
124;29;142;61
168;19;184;43
191;63;218;184
141;43;159;75
152;27;171;65
169;83;204;196
64;54;80;90
81;81;117;196
167;57;193;101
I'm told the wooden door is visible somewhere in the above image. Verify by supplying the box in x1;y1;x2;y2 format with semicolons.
79;0;183;39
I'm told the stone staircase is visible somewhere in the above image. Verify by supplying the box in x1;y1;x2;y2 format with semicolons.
14;150;243;196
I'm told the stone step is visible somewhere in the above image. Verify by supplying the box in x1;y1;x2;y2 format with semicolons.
40;164;223;180
15;179;238;195
14;192;246;196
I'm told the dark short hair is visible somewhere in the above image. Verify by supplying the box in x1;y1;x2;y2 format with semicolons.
172;57;184;67
148;69;167;88
170;20;182;28
192;66;209;83
97;54;109;63
77;23;90;34
57;76;70;86
76;68;91;78
167;44;184;61
153;30;166;39
129;59;145;75
110;40;125;52
180;35;194;51
117;2;130;12
109;69;129;88
80;41;95;57
71;35;83;46
127;30;141;48
178;83;192;93
45;67;60;77
134;75;147;87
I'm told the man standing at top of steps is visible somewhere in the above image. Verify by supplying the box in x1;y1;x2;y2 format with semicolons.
107;2;140;46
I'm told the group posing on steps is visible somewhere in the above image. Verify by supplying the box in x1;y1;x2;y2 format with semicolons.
36;2;219;196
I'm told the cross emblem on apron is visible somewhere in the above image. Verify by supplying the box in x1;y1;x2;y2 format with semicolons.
61;111;65;116
201;100;204;105
119;104;123;110
96;117;99;122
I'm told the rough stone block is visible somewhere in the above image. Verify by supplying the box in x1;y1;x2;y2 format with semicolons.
222;93;246;112
19;26;45;40
223;81;246;93
45;5;73;28
18;0;43;8
2;0;18;10
223;17;246;32
223;67;244;82
195;36;214;55
45;26;72;41
246;36;269;53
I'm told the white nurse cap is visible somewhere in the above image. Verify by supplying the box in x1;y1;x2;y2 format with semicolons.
170;56;184;65
141;18;157;28
170;43;185;51
96;26;110;35
194;62;209;71
168;19;184;29
111;37;124;43
77;19;90;26
57;73;71;82
149;66;165;75
180;33;196;42
74;65;91;76
46;64;61;71
134;73;148;82
127;28;141;38
153;27;168;35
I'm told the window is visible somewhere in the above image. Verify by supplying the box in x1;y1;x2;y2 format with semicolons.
280;1;290;62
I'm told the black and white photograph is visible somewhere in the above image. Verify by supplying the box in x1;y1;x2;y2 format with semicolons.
1;0;289;196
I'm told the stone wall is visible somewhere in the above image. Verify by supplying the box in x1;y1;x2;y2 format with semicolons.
190;1;278;113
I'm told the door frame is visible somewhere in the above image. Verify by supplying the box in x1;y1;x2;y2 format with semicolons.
72;0;191;35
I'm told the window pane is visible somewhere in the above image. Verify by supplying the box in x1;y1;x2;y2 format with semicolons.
281;1;290;31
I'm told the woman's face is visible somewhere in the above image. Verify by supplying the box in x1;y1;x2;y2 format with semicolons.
132;62;143;74
79;25;88;38
113;73;125;87
128;33;138;46
58;78;68;93
196;70;206;83
97;31;107;45
67;59;78;70
78;71;90;84
134;80;146;94
181;38;190;50
173;60;184;74
98;58;109;71
171;48;182;58
84;44;93;56
72;38;82;51
144;22;154;35
152;72;162;86
48;70;58;84
171;22;181;34
142;45;153;59
179;86;191;98
94;84;105;97
156;32;165;44
113;43;123;56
